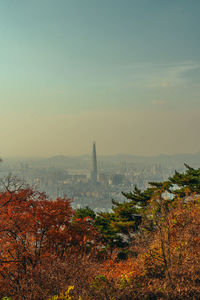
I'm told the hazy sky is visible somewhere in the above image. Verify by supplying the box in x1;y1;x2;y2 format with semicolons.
0;0;200;157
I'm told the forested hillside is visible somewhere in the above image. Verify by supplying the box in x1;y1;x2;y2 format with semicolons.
1;165;200;299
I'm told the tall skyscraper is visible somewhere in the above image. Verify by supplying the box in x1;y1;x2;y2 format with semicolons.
91;142;97;184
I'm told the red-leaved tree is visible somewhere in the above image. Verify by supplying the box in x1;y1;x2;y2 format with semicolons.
0;177;98;299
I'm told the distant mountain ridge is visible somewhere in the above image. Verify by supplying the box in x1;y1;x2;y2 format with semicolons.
4;152;200;169
42;152;200;168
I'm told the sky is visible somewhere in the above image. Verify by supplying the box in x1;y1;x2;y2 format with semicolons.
0;0;200;157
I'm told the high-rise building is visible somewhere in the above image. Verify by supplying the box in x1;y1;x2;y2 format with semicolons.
91;142;97;184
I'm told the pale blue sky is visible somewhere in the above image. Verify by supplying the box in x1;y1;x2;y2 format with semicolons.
0;0;200;156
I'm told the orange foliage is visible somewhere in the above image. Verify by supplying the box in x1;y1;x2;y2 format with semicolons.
98;196;200;299
0;186;98;299
1;178;200;299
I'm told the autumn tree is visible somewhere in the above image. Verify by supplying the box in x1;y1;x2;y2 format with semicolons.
0;177;99;299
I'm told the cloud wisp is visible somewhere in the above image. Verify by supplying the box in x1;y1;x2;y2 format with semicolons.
122;61;200;89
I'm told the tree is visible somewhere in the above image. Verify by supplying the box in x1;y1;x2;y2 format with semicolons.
74;206;96;220
0;178;98;299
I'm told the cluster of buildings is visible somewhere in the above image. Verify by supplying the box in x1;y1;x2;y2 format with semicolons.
1;143;177;211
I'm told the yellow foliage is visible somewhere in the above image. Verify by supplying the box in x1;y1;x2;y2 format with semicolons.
48;285;82;300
